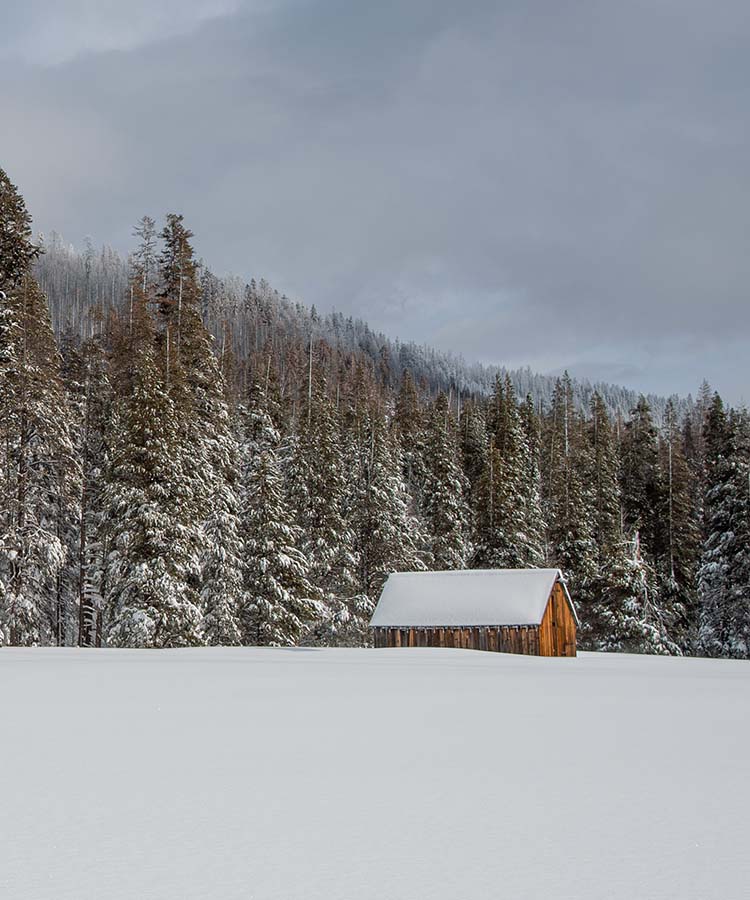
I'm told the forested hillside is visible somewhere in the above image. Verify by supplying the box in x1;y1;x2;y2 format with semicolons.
2;167;748;656
35;231;682;420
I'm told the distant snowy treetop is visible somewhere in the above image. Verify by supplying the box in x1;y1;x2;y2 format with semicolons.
370;568;575;628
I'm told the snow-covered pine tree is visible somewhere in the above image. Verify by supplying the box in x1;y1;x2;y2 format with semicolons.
619;395;687;649
586;532;680;655
156;214;236;524
103;294;203;648
578;392;624;647
726;408;750;656
657;399;700;649
473;376;542;568
241;449;319;646
586;392;622;558
543;374;597;591
458;397;488;499
239;369;284;457
153;213;248;643
0;167;41;284
518;393;546;566
421;392;471;569
394;369;427;499
132;216;158;299
472;439;517;568
201;475;244;646
698;399;750;658
620;396;662;563
59;333;112;646
350;404;426;610
239;377;319;645
286;379;360;645
0;169;77;646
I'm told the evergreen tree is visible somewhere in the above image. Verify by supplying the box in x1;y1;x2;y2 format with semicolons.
350;408;426;607
698;399;750;657
518;393;546;565
239;380;319;645
0;167;41;285
394;369;427;497
474;376;542;568
586;392;622;558
421;392;471;569
154;213;244;638
604;396;684;652
0;170;76;646
156;214;236;525
60;333;111;647
241;448;319;646
587;533;680;655
458;398;487;498
103;303;203;648
577;393;623;648
286;382;360;644
157;213;201;350
543;375;596;587
472;438;515;568
620;396;661;561
657;399;700;648
201;478;244;646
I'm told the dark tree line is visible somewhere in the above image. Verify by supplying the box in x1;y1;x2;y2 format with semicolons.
1;168;747;655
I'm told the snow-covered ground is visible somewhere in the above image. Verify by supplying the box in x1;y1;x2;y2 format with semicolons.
1;648;748;899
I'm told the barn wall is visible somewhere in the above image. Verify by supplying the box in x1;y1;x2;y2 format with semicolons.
538;583;577;657
373;625;541;655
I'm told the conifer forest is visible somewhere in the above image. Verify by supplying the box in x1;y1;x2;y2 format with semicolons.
1;166;748;658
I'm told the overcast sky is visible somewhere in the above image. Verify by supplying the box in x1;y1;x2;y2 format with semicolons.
2;0;748;402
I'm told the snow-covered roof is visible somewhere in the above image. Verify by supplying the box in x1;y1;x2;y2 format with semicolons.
370;568;576;628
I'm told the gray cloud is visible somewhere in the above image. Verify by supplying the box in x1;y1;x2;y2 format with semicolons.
1;0;748;402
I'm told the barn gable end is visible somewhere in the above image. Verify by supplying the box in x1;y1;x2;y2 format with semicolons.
538;582;577;657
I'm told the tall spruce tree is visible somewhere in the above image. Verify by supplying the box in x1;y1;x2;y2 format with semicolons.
473;375;542;568
421;392;471;569
200;453;244;646
698;398;750;657
241;450;319;646
60;333;112;647
240;379;319;645
350;407;426;607
0;169;77;646
458;398;488;500
657;399;700;649
154;214;245;640
579;393;624;647
518;393;546;566
394;369;427;499
286;380;360;644
586;533;680;655
103;291;203;648
543;375;596;588
620;397;662;561
587;392;622;558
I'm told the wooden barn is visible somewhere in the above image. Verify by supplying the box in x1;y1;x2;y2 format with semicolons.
370;568;577;657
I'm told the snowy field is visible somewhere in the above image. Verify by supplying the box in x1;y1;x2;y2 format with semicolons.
1;648;748;899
